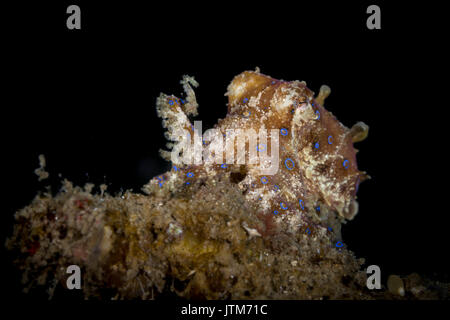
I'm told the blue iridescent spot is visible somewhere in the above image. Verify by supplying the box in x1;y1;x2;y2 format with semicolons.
280;202;288;210
299;199;305;210
273;185;279;191
180;99;185;104
168;100;174;106
315;110;320;120
221;164;228;169
328;135;333;144
261;176;268;184
327;227;333;232
280;128;288;136
243;97;248;103
187;172;194;178
257;143;266;152
335;241;344;248
173;165;178;171
306;228;311;235
314;142;319;149
343;159;349;169
316;206;320;212
285;158;295;170
273;210;279;215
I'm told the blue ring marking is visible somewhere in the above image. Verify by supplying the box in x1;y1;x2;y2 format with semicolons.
180;99;185;104
306;228;311;235
221;163;228;169
314;142;319;149
316;206;321;212
158;182;163;187
173;165;178;171
280;202;288;210
285;158;295;170
258;196;262;201
335;241;344;248
280;128;288;136
273;210;279;215
187;172;194;178
243;97;248;103
315;110;320;120
261;176;268;184
327;227;333;232
299;199;305;210
257;143;267;152
343;159;349;169
328;135;333;144
168;100;174;106
273;185;279;191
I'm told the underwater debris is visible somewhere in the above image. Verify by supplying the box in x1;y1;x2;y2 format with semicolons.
387;275;405;296
34;154;49;181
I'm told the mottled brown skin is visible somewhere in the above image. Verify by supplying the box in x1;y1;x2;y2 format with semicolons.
153;69;368;240
225;71;365;223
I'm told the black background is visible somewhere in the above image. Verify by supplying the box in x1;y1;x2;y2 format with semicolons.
1;0;448;307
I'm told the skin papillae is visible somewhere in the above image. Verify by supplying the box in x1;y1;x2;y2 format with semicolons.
5;70;445;300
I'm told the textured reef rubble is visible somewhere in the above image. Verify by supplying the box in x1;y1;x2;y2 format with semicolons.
6;69;448;299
